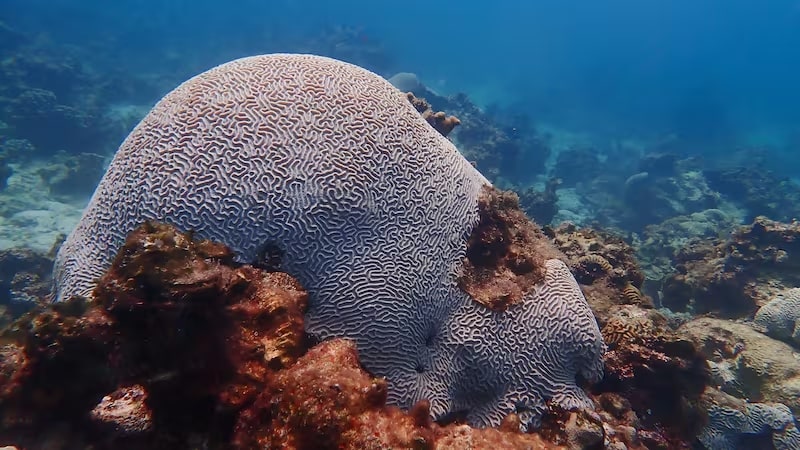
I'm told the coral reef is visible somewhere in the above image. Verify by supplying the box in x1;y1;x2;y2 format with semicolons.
0;221;308;448
594;306;710;448
662;216;800;316
705;166;800;223
547;222;646;302
517;177;560;225
0;29;119;156
457;187;564;310
54;54;604;429
0;221;596;449
7;218;794;449
404;92;461;137
622;162;721;231
543;220;713;448
698;389;800;450
633;208;741;292
753;287;800;347
0;247;53;319
680;317;800;416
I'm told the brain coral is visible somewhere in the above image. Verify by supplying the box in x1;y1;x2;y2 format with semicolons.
53;54;604;429
753;287;800;347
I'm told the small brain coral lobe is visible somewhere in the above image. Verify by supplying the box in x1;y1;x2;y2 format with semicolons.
53;53;603;430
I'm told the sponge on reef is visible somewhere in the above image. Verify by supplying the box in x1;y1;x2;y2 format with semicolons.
53;53;604;429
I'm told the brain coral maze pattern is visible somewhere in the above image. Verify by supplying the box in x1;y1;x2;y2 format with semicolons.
54;53;604;429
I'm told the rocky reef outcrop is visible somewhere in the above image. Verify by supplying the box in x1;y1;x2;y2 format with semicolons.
0;222;578;449
662;216;800;317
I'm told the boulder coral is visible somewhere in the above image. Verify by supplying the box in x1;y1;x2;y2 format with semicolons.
53;54;604;429
753;287;800;347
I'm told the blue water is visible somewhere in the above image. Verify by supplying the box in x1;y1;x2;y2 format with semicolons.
5;0;800;161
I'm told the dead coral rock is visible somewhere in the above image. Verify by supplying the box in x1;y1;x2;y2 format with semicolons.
89;384;153;435
457;186;565;310
404;92;460;137
679;317;800;416
0;247;53;318
0;221;309;448
93;221;307;429
663;216;800;317
234;338;563;450
594;306;709;447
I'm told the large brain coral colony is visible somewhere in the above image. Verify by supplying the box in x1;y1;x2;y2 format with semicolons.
53;53;604;429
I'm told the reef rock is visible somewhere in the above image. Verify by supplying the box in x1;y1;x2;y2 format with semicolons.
234;338;564;450
53;54;603;429
1;222;308;447
680;317;800;416
663;216;800;317
705;166;800;223
634;208;741;290
698;389;800;450
622;162;720;230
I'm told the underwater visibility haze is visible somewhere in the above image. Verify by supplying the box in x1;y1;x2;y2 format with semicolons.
1;1;800;449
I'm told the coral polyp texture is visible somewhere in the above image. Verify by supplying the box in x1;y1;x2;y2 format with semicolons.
753;287;800;347
53;53;603;428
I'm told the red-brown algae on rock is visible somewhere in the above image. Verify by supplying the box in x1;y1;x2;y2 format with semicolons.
0;296;116;438
92;221;309;431
233;338;565;450
0;222;310;448
595;314;709;448
457;186;565;310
